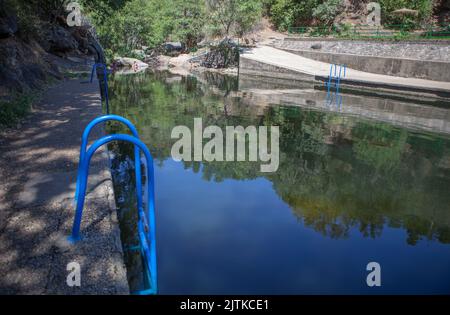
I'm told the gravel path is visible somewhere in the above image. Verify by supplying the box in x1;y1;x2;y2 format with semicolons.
0;78;129;294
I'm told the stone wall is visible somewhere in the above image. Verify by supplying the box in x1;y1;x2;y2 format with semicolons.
275;39;450;62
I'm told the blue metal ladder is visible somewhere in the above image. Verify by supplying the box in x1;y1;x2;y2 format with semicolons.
69;115;157;295
325;63;346;108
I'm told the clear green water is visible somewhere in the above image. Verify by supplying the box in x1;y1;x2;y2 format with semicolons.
107;70;450;294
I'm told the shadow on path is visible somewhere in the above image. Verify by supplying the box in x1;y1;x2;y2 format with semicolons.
0;78;129;294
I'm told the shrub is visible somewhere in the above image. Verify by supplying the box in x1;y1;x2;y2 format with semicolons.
205;0;263;37
312;0;344;26
268;0;434;31
378;0;434;29
269;0;320;31
0;93;35;128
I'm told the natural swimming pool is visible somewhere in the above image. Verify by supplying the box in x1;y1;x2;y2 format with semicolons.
106;70;450;294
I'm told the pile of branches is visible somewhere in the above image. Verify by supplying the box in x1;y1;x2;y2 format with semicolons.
201;38;239;69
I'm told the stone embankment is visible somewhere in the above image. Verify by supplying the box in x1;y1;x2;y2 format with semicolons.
273;39;450;62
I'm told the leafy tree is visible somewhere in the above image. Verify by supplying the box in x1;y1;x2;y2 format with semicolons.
111;0;154;53
153;0;206;49
81;0;205;59
267;0;434;31
312;0;344;26
205;0;263;37
378;0;434;28
268;0;320;31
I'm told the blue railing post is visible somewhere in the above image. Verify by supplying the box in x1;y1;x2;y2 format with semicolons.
90;63;111;83
327;64;333;93
90;63;111;114
89;63;98;84
336;64;343;95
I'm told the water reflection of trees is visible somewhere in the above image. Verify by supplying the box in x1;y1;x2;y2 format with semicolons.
108;72;450;245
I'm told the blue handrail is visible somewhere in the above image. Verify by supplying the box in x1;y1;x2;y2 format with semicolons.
73;115;142;217
90;63;111;114
326;64;334;94
336;64;346;95
70;122;157;295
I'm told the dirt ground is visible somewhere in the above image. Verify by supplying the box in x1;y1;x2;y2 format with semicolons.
0;76;129;294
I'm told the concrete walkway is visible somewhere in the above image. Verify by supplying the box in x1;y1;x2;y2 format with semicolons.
0;78;129;294
240;46;450;94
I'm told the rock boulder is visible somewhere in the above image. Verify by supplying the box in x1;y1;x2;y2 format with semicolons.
113;57;149;69
163;42;185;56
201;39;239;69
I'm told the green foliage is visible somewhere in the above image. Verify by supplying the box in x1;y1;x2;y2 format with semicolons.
268;0;434;31
171;0;206;47
268;0;295;31
82;0;264;59
269;0;321;31
80;0;119;27
105;0;154;55
205;0;263;37
378;0;434;29
336;22;353;37
82;0;205;59
0;93;36;128
312;0;343;26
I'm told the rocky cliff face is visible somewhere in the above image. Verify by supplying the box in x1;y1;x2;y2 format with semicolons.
0;4;103;100
0;35;59;97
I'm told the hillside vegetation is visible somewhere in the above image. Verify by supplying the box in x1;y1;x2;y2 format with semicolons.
80;0;447;58
3;1;448;60
267;0;441;31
